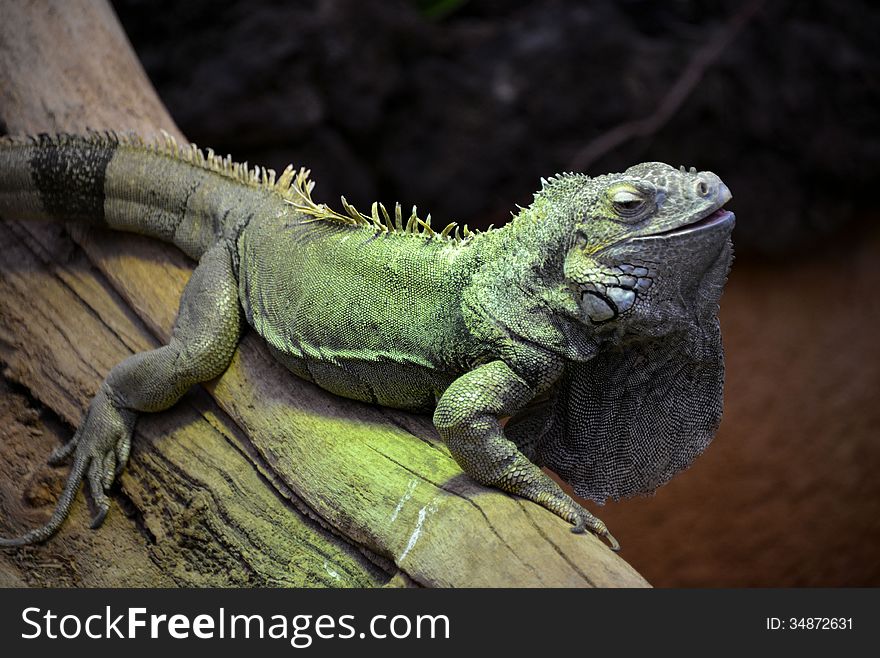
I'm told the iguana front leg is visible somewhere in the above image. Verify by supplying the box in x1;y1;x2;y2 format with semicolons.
433;360;619;551
503;397;554;463
0;243;241;546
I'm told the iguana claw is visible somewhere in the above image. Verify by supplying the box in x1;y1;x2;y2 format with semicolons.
567;505;620;550
570;523;620;551
600;529;621;552
90;506;110;530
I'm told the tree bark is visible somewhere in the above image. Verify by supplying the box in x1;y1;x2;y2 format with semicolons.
0;0;648;587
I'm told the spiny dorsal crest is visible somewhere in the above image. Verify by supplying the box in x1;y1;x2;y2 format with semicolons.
283;169;477;243
0;129;480;245
535;171;591;202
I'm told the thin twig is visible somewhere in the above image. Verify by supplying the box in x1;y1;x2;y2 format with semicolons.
570;0;766;172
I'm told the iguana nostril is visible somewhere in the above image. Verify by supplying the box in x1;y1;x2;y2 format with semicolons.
696;179;710;197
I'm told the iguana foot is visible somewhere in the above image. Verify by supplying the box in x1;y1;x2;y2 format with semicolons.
566;505;620;552
536;488;620;551
0;386;134;547
53;386;135;528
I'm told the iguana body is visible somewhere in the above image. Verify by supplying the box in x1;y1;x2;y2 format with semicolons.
0;131;734;551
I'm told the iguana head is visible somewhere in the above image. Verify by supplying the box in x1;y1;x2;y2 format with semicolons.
525;163;735;501
544;162;734;333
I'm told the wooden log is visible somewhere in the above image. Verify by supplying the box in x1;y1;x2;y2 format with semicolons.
0;0;648;587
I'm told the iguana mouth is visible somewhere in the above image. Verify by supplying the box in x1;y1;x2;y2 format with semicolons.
639;208;734;240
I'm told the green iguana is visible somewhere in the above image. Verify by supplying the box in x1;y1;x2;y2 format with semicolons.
0;131;734;552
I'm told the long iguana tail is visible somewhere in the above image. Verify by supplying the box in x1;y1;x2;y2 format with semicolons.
0;130;296;259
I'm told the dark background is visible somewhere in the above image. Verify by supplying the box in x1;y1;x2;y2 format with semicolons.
111;0;880;586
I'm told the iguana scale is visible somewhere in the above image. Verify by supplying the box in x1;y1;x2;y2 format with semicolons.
0;131;734;551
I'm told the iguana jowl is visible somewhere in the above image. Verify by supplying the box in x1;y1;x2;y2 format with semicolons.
0;132;734;551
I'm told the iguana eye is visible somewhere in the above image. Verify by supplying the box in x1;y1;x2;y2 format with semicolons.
608;184;653;221
612;190;645;213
